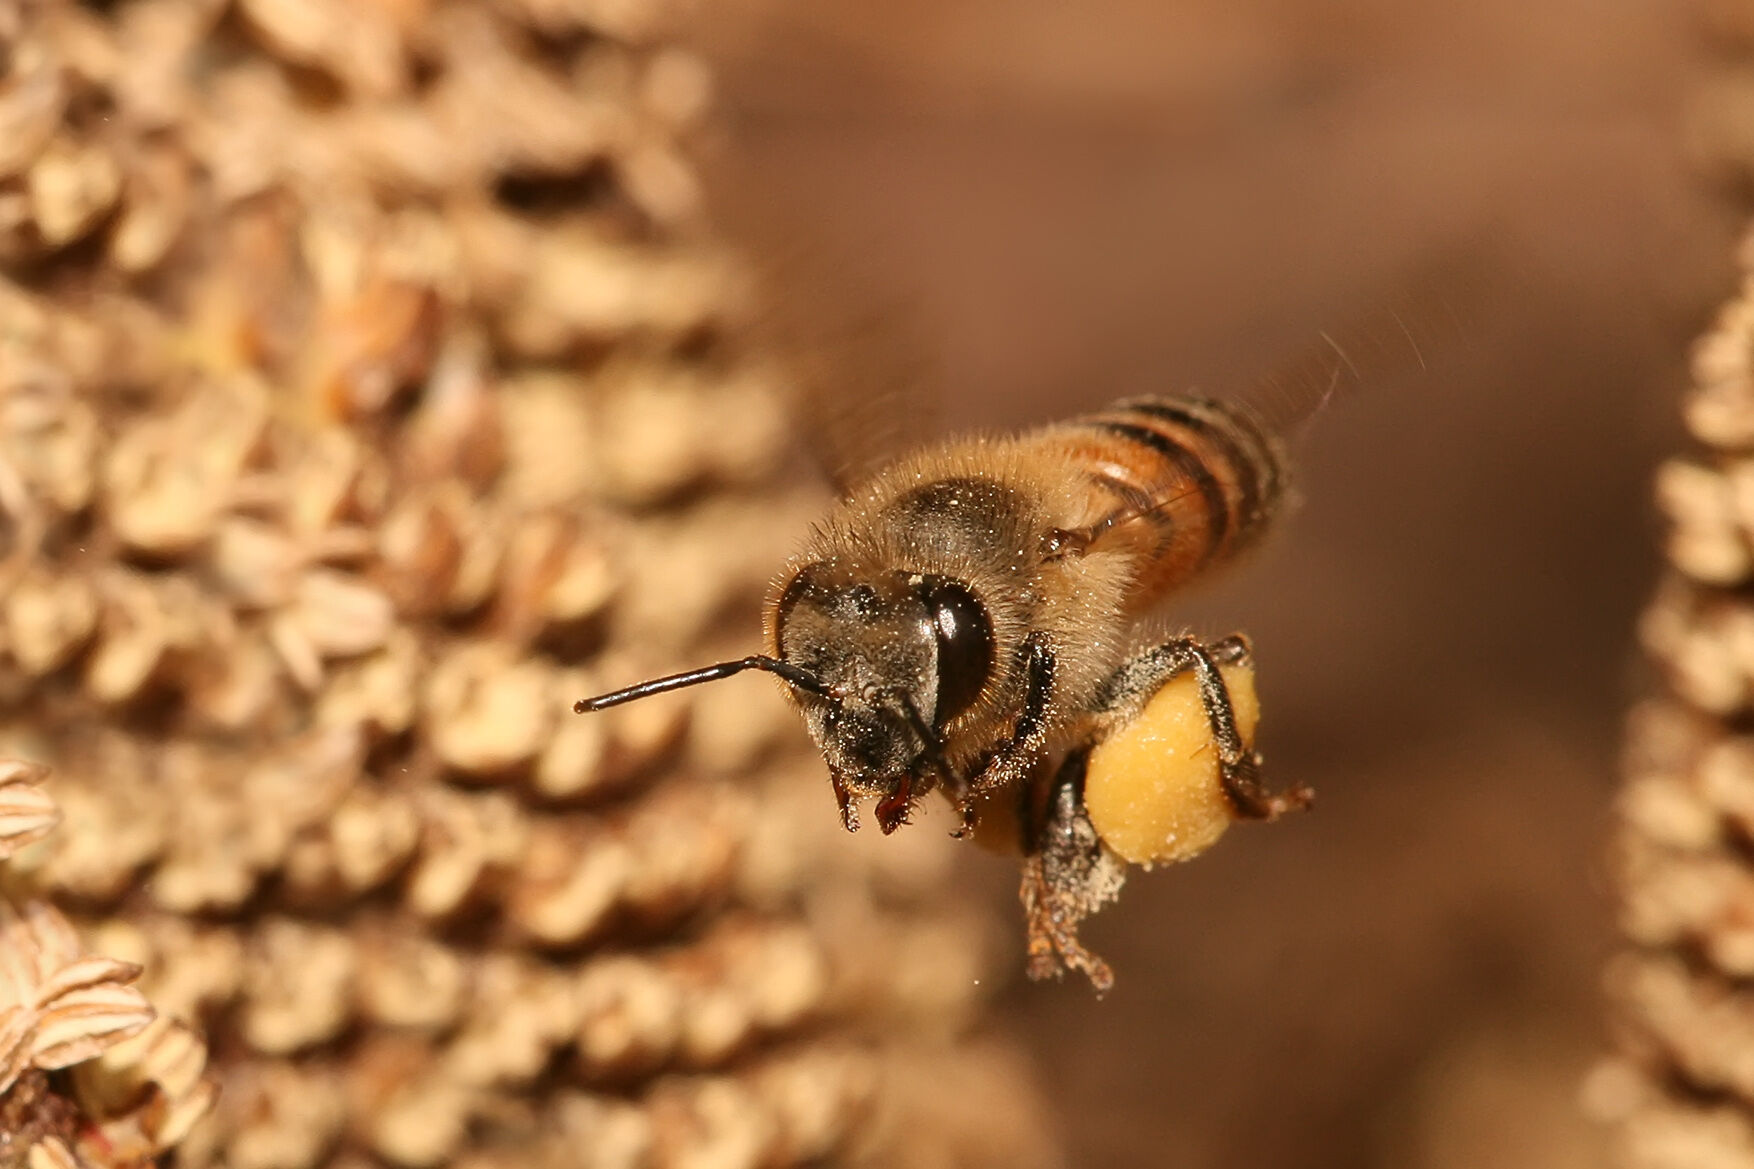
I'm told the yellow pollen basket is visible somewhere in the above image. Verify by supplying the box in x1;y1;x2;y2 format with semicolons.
1084;663;1260;866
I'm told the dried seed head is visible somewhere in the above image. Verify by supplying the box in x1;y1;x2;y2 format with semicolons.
0;1;1052;1163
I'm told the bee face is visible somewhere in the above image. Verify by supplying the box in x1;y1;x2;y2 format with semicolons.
773;561;994;799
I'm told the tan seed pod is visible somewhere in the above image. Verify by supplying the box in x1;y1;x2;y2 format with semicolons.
0;1002;36;1098
286;569;396;660
0;900;155;1075
0;41;66;180
109;142;193;274
494;512;616;644
302;276;442;423
29;975;156;1071
405;788;530;920
1690;286;1754;449
316;628;422;740
617;787;745;923
88;915;242;1023
323;785;421;895
0;759;59;859
507;821;630;946
5;569;99;678
574;955;682;1079
400;336;505;490
649;1074;779;1169
362;1065;474;1168
377;484;500;617
1659;460;1754;585
209;518;303;610
495;372;600;511
0;385;97;516
36;764;167;905
422;640;554;777
219;1058;351;1169
101;381;271;558
532;697;610;800
27;137;121;248
239;918;357;1055
77;1017;217;1150
444;954;579;1087
353;927;467;1031
281;429;389;542
25;1137;79;1169
237;0;409;99
185;628;286;733
750;1049;875;1167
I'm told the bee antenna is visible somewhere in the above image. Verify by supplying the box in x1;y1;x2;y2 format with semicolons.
573;655;829;713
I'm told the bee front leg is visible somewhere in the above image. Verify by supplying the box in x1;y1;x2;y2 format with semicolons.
1101;634;1312;820
970;633;1057;796
1019;750;1125;993
830;770;860;833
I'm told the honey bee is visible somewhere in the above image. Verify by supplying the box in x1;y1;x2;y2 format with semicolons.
576;306;1437;991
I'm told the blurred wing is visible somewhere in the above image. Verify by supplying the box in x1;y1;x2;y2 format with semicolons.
748;238;943;495
705;165;947;494
1225;240;1497;442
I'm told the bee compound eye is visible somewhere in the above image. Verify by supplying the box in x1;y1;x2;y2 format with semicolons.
919;578;993;723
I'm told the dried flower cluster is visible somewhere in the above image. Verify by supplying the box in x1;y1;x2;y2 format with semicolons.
1593;229;1754;1167
0;2;1054;1167
0;759;216;1169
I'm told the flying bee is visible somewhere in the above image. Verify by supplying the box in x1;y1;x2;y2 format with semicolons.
576;301;1444;991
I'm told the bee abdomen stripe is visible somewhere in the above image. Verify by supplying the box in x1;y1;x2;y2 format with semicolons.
1091;420;1229;560
1112;398;1281;533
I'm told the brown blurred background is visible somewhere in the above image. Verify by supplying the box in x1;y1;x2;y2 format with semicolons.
690;1;1741;1166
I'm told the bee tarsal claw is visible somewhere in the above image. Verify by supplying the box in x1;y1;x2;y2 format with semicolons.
1220;751;1314;822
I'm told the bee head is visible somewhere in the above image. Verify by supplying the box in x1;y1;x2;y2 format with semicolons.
771;562;993;827
571;560;993;836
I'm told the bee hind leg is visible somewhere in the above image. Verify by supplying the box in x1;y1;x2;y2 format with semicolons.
1019;750;1125;994
1102;634;1312;821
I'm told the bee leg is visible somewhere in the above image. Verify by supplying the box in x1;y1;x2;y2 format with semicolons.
830;770;860;833
1103;635;1312;821
972;633;1057;793
951;796;980;839
1019;750;1124;994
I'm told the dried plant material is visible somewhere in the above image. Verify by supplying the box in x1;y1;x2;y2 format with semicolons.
1606;220;1754;1164
27;1137;78;1169
0;383;98;519
27;136;121;248
353;927;467;1031
507;820;630;945
238;0;410;99
239;919;357;1056
1658;459;1754;584
5;570;98;678
75;1017;220;1150
1690;287;1754;447
406;788;530;920
423;639;556;776
0;1;1052;1164
0;900;155;1079
0;760;217;1165
0;42;68;181
109;143;193;273
0;760;58;860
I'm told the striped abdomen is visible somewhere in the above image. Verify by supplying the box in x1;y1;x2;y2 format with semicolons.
1032;396;1286;611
